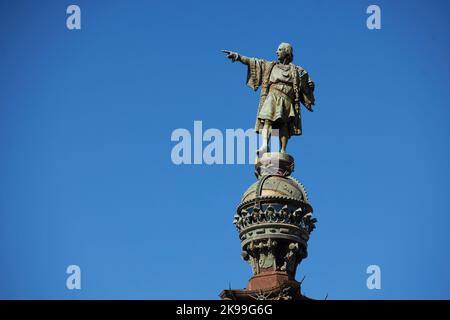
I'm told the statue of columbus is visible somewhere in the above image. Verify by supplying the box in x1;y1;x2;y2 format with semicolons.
223;43;316;155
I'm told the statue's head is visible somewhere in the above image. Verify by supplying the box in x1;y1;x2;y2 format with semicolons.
276;43;293;63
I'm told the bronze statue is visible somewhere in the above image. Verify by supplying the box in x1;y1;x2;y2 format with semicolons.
222;43;316;155
220;43;319;301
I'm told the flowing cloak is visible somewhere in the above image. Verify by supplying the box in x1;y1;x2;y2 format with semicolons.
245;58;315;136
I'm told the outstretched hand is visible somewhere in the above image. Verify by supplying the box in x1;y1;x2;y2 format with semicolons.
221;50;239;62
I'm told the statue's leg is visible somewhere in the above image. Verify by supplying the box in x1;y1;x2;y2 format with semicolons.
257;120;271;156
280;123;289;153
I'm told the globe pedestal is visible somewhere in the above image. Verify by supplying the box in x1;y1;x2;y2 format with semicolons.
220;153;317;300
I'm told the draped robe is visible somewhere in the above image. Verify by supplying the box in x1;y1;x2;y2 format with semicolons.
245;58;315;136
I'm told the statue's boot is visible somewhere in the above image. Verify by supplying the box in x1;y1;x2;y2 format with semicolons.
256;146;268;157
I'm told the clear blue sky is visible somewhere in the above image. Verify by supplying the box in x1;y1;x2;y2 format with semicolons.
1;0;449;299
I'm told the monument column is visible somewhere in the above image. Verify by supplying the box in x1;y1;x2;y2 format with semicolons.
220;43;318;300
220;153;317;300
